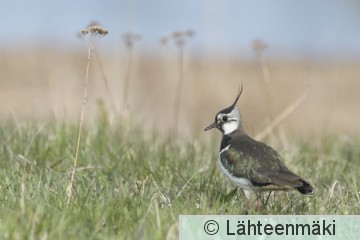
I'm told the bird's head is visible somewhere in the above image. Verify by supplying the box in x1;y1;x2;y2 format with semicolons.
204;85;244;135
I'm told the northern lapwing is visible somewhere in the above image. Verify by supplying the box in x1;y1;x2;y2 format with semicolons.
204;85;314;200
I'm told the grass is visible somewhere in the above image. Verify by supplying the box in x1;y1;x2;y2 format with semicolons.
0;107;359;239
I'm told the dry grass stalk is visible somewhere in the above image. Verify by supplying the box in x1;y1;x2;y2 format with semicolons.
160;30;194;137
94;50;117;112
66;24;108;207
78;24;115;112
122;32;141;114
252;39;274;118
254;89;309;141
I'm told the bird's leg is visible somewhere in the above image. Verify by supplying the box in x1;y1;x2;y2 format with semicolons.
242;190;256;214
255;192;262;212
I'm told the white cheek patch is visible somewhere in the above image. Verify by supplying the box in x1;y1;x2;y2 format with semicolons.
222;120;238;135
217;108;241;135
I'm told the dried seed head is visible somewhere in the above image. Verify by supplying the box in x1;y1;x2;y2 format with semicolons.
185;30;194;37
89;25;109;36
161;30;194;48
81;29;89;36
81;22;108;38
172;31;183;38
160;36;168;45
252;39;268;51
122;32;141;48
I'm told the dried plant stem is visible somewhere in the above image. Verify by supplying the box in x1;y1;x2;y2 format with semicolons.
255;89;309;141
257;52;274;118
67;35;94;207
121;32;140;115
171;45;184;137
123;45;133;114
94;50;116;112
160;30;193;138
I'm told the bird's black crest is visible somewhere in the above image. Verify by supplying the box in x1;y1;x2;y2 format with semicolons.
231;83;243;108
218;83;244;115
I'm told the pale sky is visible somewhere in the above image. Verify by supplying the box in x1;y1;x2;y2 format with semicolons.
1;0;360;57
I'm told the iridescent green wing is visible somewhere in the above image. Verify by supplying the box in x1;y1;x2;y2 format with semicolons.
220;138;303;188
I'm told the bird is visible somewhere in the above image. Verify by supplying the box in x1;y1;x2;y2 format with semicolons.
204;85;314;201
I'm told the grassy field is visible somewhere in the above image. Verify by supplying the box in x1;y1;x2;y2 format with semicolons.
0;106;359;239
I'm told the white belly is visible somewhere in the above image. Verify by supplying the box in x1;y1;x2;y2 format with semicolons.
218;145;253;190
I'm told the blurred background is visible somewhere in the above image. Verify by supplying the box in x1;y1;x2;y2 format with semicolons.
1;0;360;137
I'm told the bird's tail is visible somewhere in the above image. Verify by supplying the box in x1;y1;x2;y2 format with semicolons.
296;179;315;195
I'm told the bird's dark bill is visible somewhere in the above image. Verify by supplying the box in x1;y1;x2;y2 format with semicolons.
204;122;216;131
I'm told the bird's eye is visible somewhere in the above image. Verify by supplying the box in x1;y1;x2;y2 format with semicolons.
222;116;228;122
